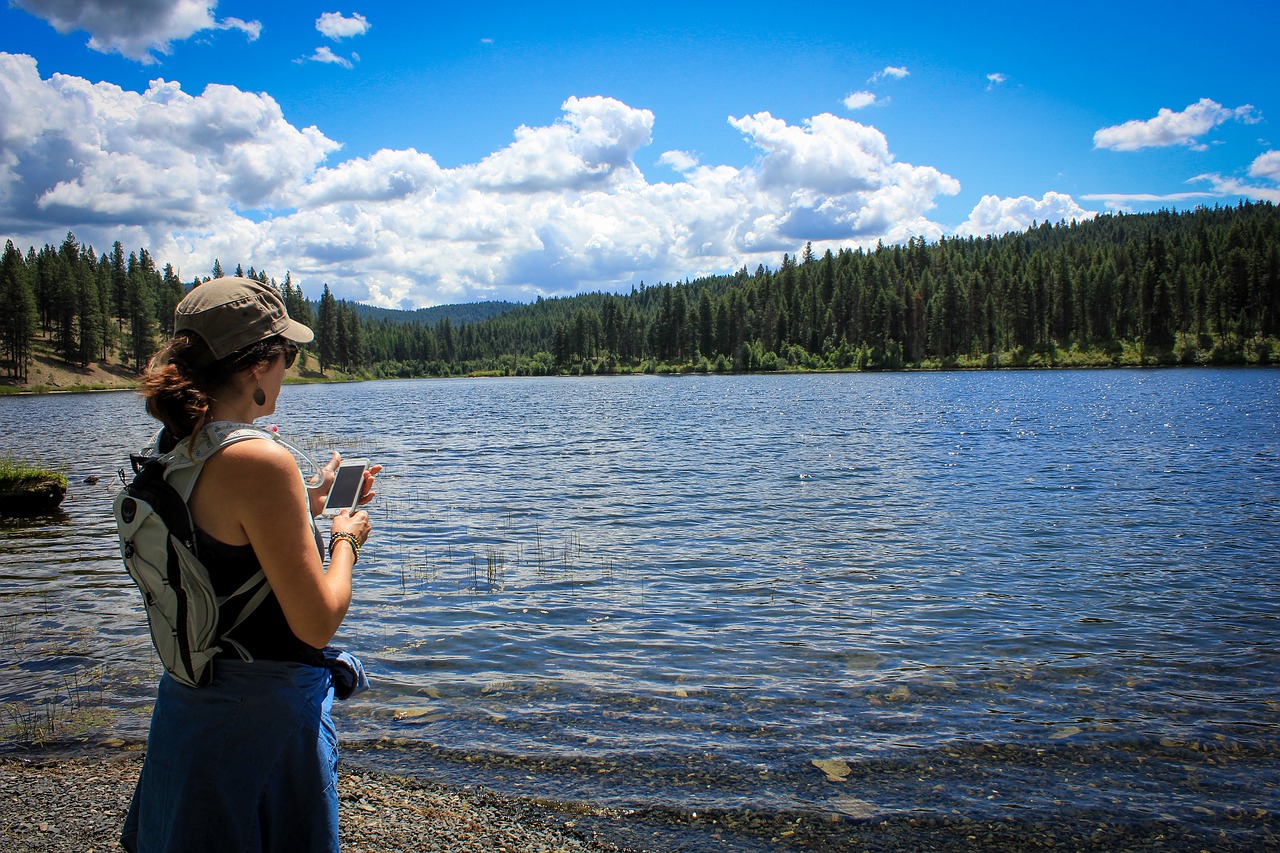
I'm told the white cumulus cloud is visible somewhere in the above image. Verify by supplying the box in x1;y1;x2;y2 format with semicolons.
11;0;260;63
1249;150;1280;182
316;11;370;40
469;96;654;193
1;56;966;308
957;192;1097;237
300;148;444;206
722;111;959;244
659;150;699;172
1094;98;1262;152
0;52;338;230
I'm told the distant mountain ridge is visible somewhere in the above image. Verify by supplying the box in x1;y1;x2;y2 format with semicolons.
341;300;521;326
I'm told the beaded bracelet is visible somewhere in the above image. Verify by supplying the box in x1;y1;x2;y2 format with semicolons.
329;532;362;564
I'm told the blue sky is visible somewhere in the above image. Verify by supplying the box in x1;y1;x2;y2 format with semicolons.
1;1;1276;307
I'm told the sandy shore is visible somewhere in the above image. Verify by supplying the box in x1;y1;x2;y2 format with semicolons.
0;749;635;853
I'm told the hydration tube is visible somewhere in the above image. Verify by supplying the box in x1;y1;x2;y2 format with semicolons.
266;424;326;487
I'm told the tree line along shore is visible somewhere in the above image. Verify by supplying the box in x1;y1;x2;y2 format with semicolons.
2;202;1278;391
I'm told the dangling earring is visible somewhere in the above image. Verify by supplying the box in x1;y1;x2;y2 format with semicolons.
253;387;267;407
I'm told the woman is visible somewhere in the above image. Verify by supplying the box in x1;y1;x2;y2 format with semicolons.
121;276;379;852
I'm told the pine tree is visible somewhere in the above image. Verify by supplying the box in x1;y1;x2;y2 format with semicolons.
156;264;184;337
95;253;115;361
0;240;38;381
317;284;338;373
75;258;103;367
126;252;155;370
55;234;79;362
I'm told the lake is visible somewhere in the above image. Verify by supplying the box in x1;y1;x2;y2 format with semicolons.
2;369;1278;850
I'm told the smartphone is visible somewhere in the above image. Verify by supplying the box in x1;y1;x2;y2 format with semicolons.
322;459;369;516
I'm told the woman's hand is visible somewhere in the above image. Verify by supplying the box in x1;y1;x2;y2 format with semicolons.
331;508;372;548
356;463;383;508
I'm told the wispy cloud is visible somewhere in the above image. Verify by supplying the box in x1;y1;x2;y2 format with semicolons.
1187;170;1280;204
1082;151;1280;210
868;65;909;84
316;11;370;40
11;0;260;63
1081;149;1280;209
299;45;356;69
1080;191;1219;212
842;91;881;110
1093;98;1262;152
985;72;1007;91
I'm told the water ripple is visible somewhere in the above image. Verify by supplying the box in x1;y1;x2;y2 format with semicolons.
3;370;1279;829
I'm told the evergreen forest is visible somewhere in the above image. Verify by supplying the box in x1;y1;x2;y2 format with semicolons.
2;202;1278;386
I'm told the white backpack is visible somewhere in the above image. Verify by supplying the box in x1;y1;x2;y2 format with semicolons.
113;422;276;688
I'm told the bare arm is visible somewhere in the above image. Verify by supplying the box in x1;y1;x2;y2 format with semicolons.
191;440;370;649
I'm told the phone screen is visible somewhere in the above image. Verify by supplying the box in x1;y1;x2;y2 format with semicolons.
324;462;367;514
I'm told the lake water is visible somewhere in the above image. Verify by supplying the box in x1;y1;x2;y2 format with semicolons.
2;370;1278;849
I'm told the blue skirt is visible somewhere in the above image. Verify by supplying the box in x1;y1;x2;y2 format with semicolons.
121;659;338;853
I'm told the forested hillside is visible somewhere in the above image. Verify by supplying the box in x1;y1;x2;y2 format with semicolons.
3;202;1278;385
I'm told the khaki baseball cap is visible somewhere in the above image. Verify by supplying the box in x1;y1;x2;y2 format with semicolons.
174;277;314;360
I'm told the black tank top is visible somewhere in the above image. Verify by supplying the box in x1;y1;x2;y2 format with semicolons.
198;526;326;667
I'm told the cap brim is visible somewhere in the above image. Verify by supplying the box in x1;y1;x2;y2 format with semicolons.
280;318;315;345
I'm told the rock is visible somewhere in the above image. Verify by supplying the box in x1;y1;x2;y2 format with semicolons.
828;795;881;819
0;475;67;516
812;758;853;782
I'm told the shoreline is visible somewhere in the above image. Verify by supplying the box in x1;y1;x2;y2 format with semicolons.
2;744;1274;853
3;360;1277;397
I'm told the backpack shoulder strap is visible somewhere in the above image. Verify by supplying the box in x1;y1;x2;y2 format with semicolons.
154;422;276;501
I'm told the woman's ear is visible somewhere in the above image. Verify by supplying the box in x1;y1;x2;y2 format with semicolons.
231;364;262;396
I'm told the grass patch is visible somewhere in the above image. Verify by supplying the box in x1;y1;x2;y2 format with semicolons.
0;457;68;488
2;665;112;745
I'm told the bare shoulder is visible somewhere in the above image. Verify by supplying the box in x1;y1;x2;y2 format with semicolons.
216;435;296;469
201;435;302;491
189;435;305;539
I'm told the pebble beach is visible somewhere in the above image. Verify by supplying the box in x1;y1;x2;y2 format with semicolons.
0;749;632;853
3;746;1275;852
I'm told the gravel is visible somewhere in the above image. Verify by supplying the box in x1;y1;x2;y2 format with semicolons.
0;749;637;852
4;746;1274;852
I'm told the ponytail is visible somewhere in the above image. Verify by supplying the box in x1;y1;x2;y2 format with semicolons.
137;332;293;438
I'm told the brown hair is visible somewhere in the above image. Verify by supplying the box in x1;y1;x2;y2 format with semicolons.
138;332;294;438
